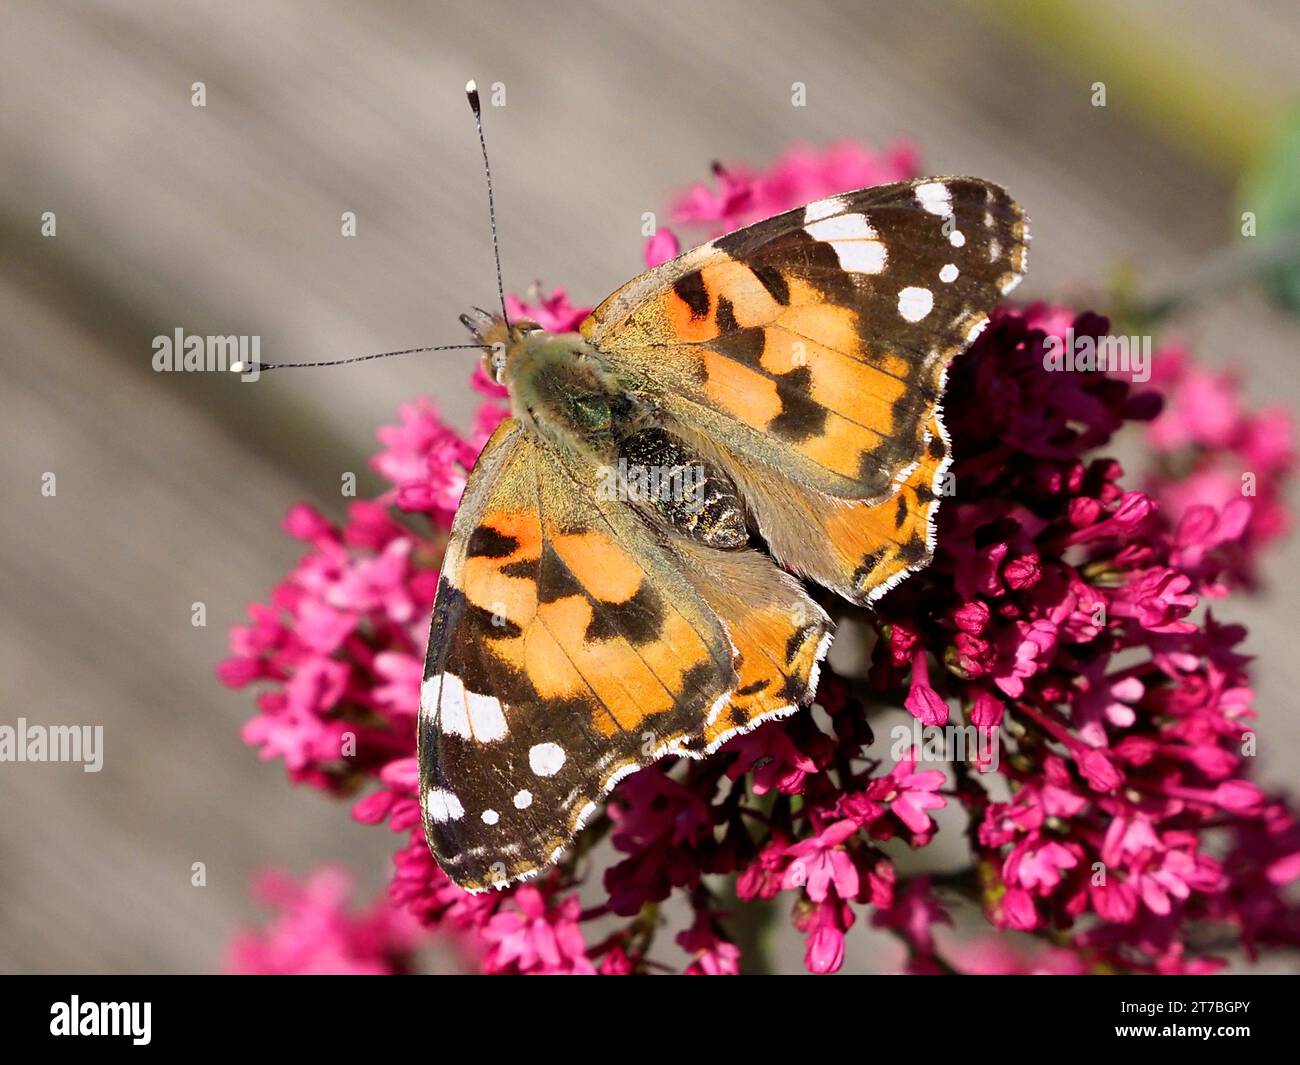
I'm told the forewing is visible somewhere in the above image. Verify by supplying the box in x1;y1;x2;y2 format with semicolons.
582;177;1026;501
418;421;736;891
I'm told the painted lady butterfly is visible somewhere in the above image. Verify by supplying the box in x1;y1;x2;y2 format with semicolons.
419;85;1028;890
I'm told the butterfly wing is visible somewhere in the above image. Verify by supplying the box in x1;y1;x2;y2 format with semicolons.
418;419;737;890
666;540;832;754
583;176;1023;603
582;176;1025;503
668;408;951;605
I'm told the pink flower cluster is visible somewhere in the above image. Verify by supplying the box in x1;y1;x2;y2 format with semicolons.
225;867;423;975
671;140;917;234
222;143;1300;974
1142;347;1293;591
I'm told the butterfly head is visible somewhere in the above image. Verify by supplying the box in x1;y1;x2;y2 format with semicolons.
461;306;626;454
459;307;546;387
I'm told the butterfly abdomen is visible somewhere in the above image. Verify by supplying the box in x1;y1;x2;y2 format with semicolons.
610;424;748;549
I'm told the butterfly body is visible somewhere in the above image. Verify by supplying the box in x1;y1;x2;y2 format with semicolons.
476;316;750;548
422;177;1028;890
487;323;629;456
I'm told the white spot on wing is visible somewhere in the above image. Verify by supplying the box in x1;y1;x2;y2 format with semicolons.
835;241;887;274
939;263;959;283
529;742;566;777
916;181;953;216
897;286;934;322
467;689;507;741
803;196;846;223
481;808;499;825
804;213;887;274
514;789;533;809
805;214;875;242
423;671;506;741
419;675;439;714
949;230;966;247
426;673;469;738
425;788;465;823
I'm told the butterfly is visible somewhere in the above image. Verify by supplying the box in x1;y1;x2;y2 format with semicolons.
419;172;1028;891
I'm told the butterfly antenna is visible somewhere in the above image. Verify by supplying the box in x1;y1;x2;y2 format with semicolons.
466;80;510;326
232;343;488;375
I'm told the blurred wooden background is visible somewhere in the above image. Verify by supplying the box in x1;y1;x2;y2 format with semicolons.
2;0;1298;973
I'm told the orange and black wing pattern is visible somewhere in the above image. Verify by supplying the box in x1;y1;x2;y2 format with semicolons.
583;177;1025;504
420;177;1028;888
418;421;737;890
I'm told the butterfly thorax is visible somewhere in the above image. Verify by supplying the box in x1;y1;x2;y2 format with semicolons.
471;315;748;548
501;329;634;458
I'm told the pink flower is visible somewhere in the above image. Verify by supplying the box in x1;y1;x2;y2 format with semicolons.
505;287;590;333
1267;852;1300;886
227;867;422;975
1100;816;1224;917
672;141;917;232
872;880;951;961
723;723;818;795
781;819;861;902
794;899;855;975
946;935;1088;974
1004;836;1080;893
1144;347;1295;586
677;913;742;976
643;228;680;268
1147;349;1243;452
603;769;714;916
370;651;422;720
995;886;1041;931
1072;664;1144;746
479;887;595;975
992;618;1058;698
241;658;351;771
904;650;949;726
867;750;947;837
1111;568;1198;634
372;398;478;520
672;161;755;229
